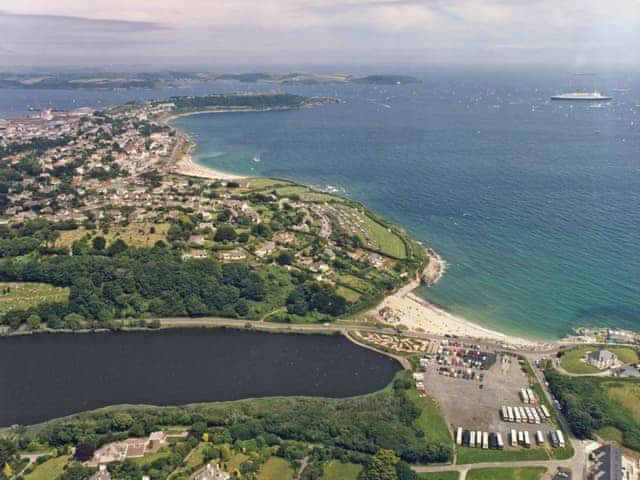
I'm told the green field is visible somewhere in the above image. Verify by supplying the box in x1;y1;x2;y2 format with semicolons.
546;367;640;451
320;460;362;480
257;457;294;480
466;467;546;480
359;214;406;259
597;425;624;443
456;447;571;465
607;346;640;364
335;285;361;302
23;456;69;480
0;282;69;315
55;222;170;249
605;382;640;423
418;472;460;480
130;449;173;466
406;388;452;446
559;347;602;374
227;452;250;471
560;346;639;374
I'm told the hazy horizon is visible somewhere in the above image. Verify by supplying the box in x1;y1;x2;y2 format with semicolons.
1;1;639;68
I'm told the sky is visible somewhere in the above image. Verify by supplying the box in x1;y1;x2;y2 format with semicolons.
1;0;639;68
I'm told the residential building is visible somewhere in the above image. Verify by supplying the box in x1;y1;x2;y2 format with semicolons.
191;463;231;480
587;349;618;369
90;465;111;480
589;444;622;480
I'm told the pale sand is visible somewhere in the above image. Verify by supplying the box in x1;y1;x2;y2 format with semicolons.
370;272;537;348
174;153;247;181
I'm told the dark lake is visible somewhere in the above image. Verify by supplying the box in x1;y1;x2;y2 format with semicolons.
0;328;400;426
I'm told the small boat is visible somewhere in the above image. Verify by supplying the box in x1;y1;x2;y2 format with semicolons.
252;156;261;163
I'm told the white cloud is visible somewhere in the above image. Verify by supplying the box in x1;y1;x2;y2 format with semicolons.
2;0;640;66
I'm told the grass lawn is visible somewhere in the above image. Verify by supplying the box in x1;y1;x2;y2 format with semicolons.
321;460;362;480
466;467;547;480
0;282;69;315
56;222;169;249
24;456;69;480
227;453;249;471
606;347;640;364
560;346;639;374
336;285;361;302
184;443;207;469
597;426;624;443
559;347;602;374
257;457;294;480
418;472;460;480
605;382;640;423
130;449;173;467
456;447;550;465
335;274;377;295
359;214;406;259
406;388;452;446
247;178;295;191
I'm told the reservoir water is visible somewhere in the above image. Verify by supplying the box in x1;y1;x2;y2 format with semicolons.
0;329;400;426
1;68;639;339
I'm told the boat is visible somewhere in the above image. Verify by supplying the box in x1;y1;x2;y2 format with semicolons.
551;90;611;101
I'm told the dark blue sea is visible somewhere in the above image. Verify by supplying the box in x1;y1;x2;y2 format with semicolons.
2;68;639;340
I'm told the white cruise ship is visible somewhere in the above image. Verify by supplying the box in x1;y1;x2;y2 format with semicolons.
551;90;611;101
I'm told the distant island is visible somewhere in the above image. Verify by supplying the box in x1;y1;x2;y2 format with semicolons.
0;71;421;90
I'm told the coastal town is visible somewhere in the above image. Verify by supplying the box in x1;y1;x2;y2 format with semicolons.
1;95;639;480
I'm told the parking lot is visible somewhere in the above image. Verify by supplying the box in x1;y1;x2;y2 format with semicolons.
423;351;556;440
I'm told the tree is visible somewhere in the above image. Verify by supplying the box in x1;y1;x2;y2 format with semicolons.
26;314;42;330
366;449;399;480
106;239;128;256
2;462;12;479
74;442;95;462
214;225;237;242
92;236;106;251
220;445;232;461
0;439;16;466
395;461;418;480
276;250;294;266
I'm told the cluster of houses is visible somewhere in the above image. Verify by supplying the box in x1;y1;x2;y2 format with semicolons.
88;430;232;480
90;462;230;480
89;431;167;466
2;102;408;302
2;104;178;223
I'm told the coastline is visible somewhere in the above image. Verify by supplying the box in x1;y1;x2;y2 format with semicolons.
164;108;539;347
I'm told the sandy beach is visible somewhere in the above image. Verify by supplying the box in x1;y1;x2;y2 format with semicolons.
166;111;534;348
174;151;246;181
370;253;537;348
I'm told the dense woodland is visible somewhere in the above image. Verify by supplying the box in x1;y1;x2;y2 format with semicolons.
0;377;450;480
0;228;348;328
546;366;640;451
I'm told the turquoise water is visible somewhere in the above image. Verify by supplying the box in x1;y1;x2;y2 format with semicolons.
1;70;638;340
170;70;640;340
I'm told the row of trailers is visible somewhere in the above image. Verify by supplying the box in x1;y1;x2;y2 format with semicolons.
520;387;537;404
455;428;504;450
509;429;566;449
501;404;550;424
457;427;566;449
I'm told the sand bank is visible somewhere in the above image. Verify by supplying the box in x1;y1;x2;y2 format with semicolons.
372;265;536;348
173;152;246;181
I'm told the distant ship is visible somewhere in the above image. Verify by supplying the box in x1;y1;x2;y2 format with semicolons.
551;90;611;101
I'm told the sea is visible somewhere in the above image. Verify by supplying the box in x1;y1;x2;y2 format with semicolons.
1;67;639;340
